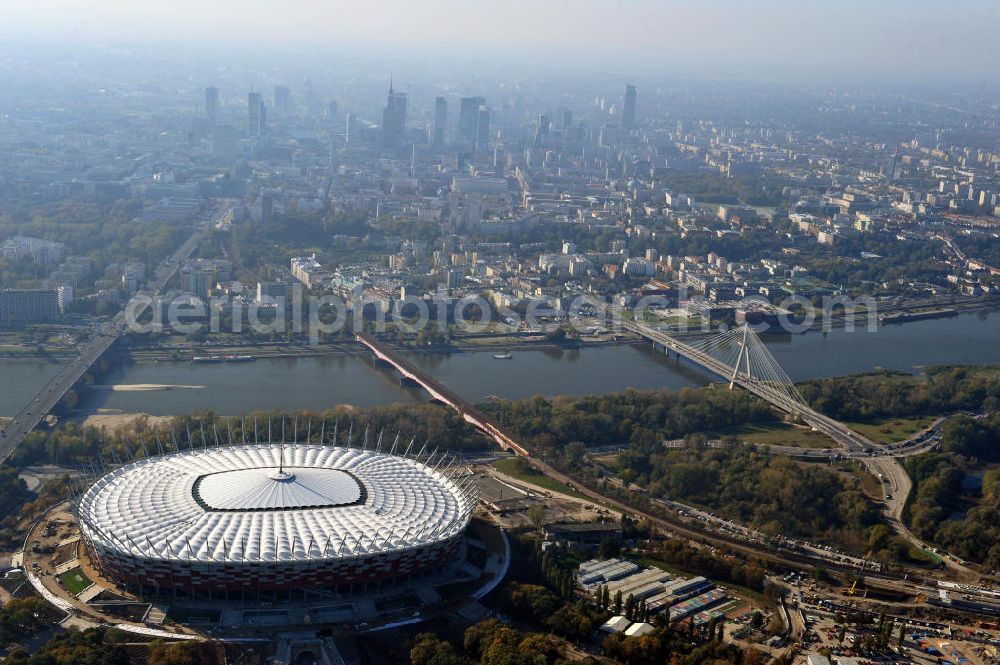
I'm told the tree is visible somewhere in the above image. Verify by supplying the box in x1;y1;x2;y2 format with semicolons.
409;633;466;665
527;504;546;530
479;625;521;665
464;620;504;661
613;589;623;615
147;643;203;665
598;537;621;559
546;604;593;640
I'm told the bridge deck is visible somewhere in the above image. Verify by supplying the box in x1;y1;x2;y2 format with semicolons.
621;321;875;451
355;334;530;457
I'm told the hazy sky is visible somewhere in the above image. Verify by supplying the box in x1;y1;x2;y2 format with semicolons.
2;0;998;82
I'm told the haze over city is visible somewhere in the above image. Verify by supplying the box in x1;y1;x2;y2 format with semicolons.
2;0;1000;82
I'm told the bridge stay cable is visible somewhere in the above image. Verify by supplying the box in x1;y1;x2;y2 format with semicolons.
672;324;807;411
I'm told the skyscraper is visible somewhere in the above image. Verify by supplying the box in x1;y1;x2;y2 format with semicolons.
533;113;550;148
433;96;448;147
381;79;407;151
248;91;263;137
345;112;357;144
274;85;291;114
205;87;219;126
475;105;491;154
621;84;637;129
458;96;486;147
558;107;573;130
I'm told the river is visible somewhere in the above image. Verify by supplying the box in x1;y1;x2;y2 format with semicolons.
1;311;999;416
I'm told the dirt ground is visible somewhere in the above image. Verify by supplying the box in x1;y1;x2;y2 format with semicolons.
77;412;173;431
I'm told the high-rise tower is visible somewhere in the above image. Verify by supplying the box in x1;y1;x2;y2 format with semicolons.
458;96;486;147
433;96;448;147
274;85;291;114
248;91;263;137
205;87;219;126
475;105;491;154
621;84;637;129
381;78;408;150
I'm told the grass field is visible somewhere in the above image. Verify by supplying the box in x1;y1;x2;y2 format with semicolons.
589;453;621;467
58;567;93;595
710;421;833;448
491;458;579;496
844;415;937;445
837;461;885;500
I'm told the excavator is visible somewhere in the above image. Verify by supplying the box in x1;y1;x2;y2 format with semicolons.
845;578;866;597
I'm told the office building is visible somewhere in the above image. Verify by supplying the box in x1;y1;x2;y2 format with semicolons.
274;85;290;114
475;105;491;154
1;236;66;266
533;113;550;148
558;107;573;130
205;86;219;126
248;91;263;138
56;285;74;312
433;96;448;146
256;281;289;305
211;125;239;161
180;266;213;299
621;84;637;129
0;289;60;326
458;96;486;147
345;112;358;144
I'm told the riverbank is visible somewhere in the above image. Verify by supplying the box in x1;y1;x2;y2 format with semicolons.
4;308;1000;418
125;334;622;362
76;412;174;431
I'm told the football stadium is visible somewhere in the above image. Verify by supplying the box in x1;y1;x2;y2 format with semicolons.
76;443;477;599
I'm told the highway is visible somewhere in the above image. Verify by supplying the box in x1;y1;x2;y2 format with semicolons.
0;205;216;460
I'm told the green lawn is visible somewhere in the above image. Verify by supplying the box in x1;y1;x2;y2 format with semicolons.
58;567;93;595
845;415;937;445
833;461;884;500
590;453;620;467
491;458;579;496
710;421;833;448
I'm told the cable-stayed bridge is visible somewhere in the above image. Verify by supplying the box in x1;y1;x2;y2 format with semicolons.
620;320;875;452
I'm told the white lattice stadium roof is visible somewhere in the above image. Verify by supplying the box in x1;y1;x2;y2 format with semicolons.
77;444;474;564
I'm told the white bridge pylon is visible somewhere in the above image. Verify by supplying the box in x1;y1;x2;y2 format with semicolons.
681;324;808;412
